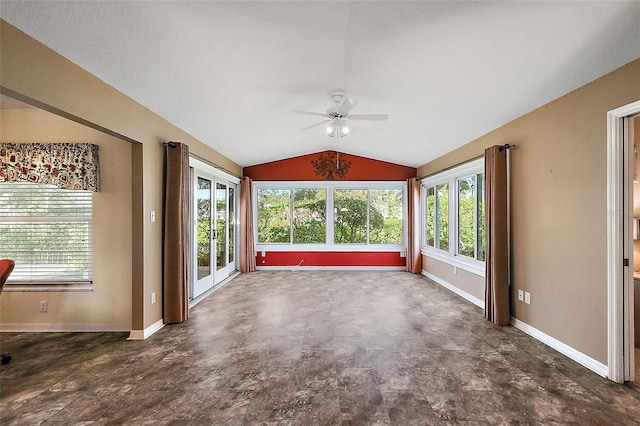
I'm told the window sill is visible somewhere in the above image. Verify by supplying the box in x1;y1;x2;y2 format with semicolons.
3;283;93;292
421;248;485;277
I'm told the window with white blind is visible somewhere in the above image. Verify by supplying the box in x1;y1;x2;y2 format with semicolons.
0;182;93;287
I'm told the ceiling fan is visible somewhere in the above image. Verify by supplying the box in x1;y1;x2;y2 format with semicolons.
292;92;389;138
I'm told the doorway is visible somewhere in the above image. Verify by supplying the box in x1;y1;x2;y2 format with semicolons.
190;158;239;300
607;100;640;383
632;113;640;383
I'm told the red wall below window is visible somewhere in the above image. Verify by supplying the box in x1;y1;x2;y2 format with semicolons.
243;150;416;181
256;251;405;267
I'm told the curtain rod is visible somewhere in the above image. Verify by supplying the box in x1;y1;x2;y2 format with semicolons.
499;143;516;152
162;141;241;178
418;144;516;180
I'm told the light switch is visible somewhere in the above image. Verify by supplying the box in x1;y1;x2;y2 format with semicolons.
150;210;156;223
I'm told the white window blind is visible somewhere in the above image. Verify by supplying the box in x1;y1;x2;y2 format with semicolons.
0;182;93;285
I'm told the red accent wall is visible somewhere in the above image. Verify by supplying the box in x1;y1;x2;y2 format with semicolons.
256;251;405;267
243;150;416;181
244;151;416;268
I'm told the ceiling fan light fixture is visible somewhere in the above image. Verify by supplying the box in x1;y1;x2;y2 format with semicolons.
325;119;349;138
294;93;386;138
326;124;335;135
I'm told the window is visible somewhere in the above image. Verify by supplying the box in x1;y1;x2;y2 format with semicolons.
476;173;486;262
333;188;403;245
334;189;367;244
422;158;485;274
369;189;403;244
255;182;405;250
457;173;486;260
257;189;291;243
457;176;475;257
293;189;326;244
423;182;449;251
436;183;449;251
0;182;93;285
425;186;435;246
257;188;327;244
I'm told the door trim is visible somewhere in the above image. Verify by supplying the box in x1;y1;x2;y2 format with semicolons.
607;100;640;383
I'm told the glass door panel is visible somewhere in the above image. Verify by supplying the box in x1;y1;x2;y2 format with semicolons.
215;182;228;272
228;186;235;265
193;176;214;298
198;178;212;279
214;180;237;284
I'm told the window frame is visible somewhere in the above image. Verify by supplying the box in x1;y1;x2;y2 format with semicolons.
421;158;485;276
253;180;407;252
0;182;94;291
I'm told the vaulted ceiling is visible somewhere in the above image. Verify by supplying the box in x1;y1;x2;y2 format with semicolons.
2;1;639;167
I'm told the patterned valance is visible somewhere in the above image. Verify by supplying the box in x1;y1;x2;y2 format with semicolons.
0;143;100;192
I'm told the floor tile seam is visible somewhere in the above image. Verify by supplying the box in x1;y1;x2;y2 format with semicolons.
14;390;85;424
0;385;84;408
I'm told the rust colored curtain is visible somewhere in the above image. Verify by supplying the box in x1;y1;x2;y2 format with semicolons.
406;177;422;273
163;142;190;324
484;145;510;325
239;176;256;272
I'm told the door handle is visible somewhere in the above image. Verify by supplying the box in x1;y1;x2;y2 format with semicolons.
212;229;218;240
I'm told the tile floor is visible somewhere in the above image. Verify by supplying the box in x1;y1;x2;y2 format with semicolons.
1;271;640;424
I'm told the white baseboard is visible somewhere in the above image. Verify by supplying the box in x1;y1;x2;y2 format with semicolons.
510;317;609;378
420;270;609;378
127;319;164;340
256;266;405;271
0;323;130;332
421;270;484;308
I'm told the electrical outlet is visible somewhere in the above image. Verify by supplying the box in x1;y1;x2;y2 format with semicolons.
518;290;524;302
39;301;48;312
151;292;156;304
524;291;531;305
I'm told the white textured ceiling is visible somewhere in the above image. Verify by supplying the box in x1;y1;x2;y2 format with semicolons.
2;1;639;168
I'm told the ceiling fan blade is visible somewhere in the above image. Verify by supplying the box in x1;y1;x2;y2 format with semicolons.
348;114;389;121
300;119;330;131
335;97;358;116
292;109;328;117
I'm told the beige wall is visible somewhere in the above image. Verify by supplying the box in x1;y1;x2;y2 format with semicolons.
418;58;640;364
422;256;484;302
0;109;132;329
0;20;241;332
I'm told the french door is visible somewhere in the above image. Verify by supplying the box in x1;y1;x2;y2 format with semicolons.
191;159;238;300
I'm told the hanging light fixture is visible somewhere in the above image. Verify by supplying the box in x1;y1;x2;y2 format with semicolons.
325;118;350;138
